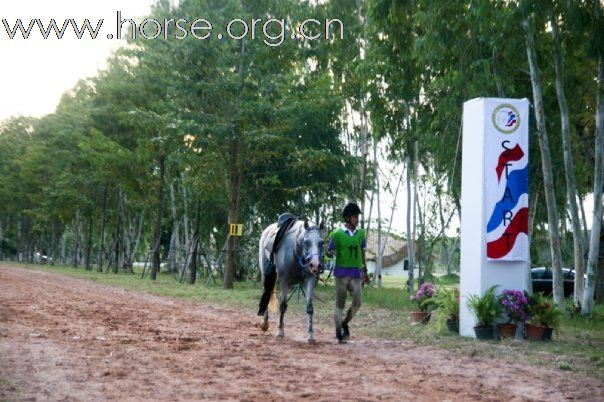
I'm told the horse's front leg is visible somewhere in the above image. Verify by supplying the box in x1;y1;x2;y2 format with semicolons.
276;282;288;339
304;276;317;344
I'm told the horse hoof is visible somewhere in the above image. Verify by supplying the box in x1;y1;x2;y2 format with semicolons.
260;322;269;332
276;332;284;339
307;338;317;345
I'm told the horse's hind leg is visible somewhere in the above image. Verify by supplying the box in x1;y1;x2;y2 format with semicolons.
260;310;269;331
276;284;288;339
259;257;272;332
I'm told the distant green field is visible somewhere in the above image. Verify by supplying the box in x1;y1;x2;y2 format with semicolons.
3;262;603;381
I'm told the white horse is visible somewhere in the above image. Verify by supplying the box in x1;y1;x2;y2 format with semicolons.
258;219;324;343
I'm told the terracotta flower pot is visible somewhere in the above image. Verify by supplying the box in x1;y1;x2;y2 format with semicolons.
525;323;546;341
409;311;430;324
497;323;517;340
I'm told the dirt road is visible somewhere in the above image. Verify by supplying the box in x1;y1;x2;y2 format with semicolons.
0;266;601;401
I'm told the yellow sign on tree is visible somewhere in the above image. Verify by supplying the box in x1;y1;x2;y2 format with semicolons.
229;224;243;236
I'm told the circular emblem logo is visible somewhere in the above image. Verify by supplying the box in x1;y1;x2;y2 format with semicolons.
492;104;520;134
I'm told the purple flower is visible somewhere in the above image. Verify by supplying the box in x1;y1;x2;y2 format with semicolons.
412;283;436;312
499;289;530;324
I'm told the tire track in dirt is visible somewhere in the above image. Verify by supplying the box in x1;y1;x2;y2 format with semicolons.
0;266;602;401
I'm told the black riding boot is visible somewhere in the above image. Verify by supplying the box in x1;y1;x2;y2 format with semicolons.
335;328;346;344
342;322;350;340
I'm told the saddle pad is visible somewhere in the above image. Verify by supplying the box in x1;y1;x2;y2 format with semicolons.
263;220;302;259
263;225;279;257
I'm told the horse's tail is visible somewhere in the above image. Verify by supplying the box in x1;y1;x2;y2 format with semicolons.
268;272;278;314
258;225;278;316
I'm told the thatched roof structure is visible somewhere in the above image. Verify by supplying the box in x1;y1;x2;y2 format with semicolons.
364;231;410;267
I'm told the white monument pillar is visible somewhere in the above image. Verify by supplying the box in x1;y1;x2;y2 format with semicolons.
459;98;531;338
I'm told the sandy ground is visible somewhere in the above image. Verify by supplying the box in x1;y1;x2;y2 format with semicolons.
0;266;602;402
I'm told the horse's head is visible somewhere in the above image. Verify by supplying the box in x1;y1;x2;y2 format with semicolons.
301;220;325;275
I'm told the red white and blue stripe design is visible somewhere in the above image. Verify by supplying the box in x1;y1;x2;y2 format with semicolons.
485;102;529;261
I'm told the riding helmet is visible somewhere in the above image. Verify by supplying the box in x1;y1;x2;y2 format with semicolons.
342;202;362;219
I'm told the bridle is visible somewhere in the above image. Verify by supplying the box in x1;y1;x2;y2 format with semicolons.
295;226;324;277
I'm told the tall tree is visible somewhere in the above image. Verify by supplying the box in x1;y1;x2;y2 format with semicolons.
550;4;585;304
406;153;414;293
582;0;604;314
522;4;565;307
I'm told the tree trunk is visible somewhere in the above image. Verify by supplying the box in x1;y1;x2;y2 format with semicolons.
355;0;369;227
189;199;201;285
72;209;80;268
413;141;421;283
582;45;604;314
437;186;451;275
182;180;190;249
523;15;565;307
551;15;585;304
168;181;181;274
16;216;22;262
416;189;425;283
60;231;66;265
224;38;246;289
27;237;33;264
128;213;144;271
119;198;134;274
49;220;56;266
365;184;375;234
123;217;132;273
112;187;124;274
372;138;383;288
578;193;589;250
359;102;370;226
150;154;166;281
97;185;108;272
224;136;241;289
406;153;414;294
344;103;354;155
597;229;604;304
84;209;93;270
445;235;459;275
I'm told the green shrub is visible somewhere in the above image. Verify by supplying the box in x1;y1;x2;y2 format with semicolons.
434;287;460;321
528;292;563;331
467;285;502;327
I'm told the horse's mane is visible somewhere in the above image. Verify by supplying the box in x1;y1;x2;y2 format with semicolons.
294;221;305;255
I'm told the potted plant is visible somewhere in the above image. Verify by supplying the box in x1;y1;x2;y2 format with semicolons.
434;287;460;333
467;285;502;340
410;282;436;324
539;299;562;341
497;289;529;339
527;293;561;341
